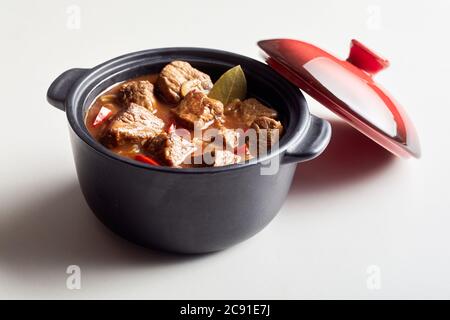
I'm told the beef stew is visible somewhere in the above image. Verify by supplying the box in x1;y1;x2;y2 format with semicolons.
85;61;284;168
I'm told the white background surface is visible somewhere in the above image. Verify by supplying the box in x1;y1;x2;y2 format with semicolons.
0;0;449;299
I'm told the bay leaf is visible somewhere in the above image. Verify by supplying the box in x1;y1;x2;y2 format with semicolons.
208;65;247;105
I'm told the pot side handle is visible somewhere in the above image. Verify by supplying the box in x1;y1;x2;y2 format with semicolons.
47;68;89;111
282;115;331;164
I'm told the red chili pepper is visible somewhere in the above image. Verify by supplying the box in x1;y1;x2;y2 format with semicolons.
135;154;160;166
93;106;112;127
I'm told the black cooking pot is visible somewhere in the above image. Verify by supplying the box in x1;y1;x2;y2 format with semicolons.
47;48;331;254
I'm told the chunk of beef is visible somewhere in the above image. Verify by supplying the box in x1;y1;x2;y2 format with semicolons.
218;128;241;149
101;103;164;147
172;91;224;130
194;144;242;167
203;127;241;149
180;79;204;97
225;98;278;126
156;61;213;104
212;149;242;167
251;116;284;150
119;80;155;110
144;132;197;167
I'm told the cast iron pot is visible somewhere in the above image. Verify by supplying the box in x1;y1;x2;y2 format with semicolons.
47;48;331;254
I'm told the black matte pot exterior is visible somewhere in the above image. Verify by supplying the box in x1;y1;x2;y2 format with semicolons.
71;126;297;253
48;48;331;254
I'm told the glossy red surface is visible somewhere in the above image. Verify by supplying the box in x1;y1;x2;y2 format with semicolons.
347;39;389;75
258;39;420;158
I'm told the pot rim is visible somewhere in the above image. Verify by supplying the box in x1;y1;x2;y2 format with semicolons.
65;47;311;174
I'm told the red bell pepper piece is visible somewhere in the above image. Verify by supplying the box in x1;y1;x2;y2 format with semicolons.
93;106;112;127
135;154;160;166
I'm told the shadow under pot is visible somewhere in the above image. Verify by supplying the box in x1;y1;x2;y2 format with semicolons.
47;48;331;254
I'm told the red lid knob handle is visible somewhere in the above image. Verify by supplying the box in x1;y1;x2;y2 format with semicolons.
346;39;390;76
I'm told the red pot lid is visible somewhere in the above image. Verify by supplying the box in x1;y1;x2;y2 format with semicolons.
258;39;420;158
